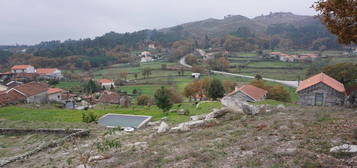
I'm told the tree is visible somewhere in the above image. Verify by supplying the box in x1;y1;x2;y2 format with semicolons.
192;64;204;73
216;57;230;71
136;95;153;106
322;63;357;85
84;79;99;94
207;78;225;100
168;88;183;103
133;73;138;80
185;54;198;65
154;86;173;113
267;85;291;103
313;0;357;44
83;61;92;70
119;72;128;80
142;67;152;79
223;80;236;93
255;74;263;80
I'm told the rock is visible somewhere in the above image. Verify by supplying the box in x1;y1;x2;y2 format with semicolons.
89;155;104;162
241;103;260;115
190;114;206;121
330;144;357;153
170;119;217;132
239;150;254;157
76;165;91;168
279;125;289;130
127;142;148;150
277;104;286;110
221;95;243;111
205;108;230;120
275;147;297;156
170;124;190;132
157;121;170;133
177;109;189;115
178;120;206;128
160;117;168;121
169;109;177;113
147;121;160;126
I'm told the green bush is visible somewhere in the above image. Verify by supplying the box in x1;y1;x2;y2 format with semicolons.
82;112;98;123
136;95;153;106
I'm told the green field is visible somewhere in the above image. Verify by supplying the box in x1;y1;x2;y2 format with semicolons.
53;81;82;91
0;102;222;124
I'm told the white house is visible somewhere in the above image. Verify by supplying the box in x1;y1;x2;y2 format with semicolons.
11;65;36;74
36;68;63;79
192;73;201;79
47;88;64;102
141;56;154;63
97;79;115;90
0;85;7;91
148;44;156;50
140;51;151;57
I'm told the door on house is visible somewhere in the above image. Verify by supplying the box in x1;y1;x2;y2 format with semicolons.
315;93;324;106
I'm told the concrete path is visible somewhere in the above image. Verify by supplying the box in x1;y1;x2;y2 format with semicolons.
179;56;299;88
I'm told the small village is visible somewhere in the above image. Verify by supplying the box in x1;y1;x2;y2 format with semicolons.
0;1;356;167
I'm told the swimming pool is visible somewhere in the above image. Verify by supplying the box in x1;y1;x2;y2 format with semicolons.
97;113;152;129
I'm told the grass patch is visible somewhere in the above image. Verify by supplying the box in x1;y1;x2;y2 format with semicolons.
0;102;222;124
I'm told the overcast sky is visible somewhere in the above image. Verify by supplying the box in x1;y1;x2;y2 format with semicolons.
0;0;317;45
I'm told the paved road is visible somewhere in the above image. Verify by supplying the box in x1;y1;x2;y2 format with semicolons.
180;56;299;88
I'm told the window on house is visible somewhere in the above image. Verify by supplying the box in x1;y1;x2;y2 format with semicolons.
315;93;324;106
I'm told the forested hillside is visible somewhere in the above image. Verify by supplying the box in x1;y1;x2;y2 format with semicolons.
0;12;344;71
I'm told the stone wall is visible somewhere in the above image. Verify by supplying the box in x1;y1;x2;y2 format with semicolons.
297;83;345;106
221;90;254;110
26;91;48;104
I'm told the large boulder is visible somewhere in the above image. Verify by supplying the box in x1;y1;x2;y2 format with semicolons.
205;108;231;120
190;114;206;121
170;119;217;132
177;109;189;115
241;103;260;115
330;144;357;153
157;121;170;133
221;95;243;111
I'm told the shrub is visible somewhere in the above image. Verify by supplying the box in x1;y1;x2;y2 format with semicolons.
208;78;225;100
168;88;183;103
82;112;98;123
136;95;153;106
268;85;291;103
154;86;173;113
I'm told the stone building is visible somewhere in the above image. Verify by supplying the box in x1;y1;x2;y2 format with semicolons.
221;85;268;109
296;73;346;106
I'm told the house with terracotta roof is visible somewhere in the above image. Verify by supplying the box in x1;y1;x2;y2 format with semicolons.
296;73;346;106
11;65;35;74
48;88;65;102
225;85;268;103
36;68;63;79
97;79;115;90
7;82;49;104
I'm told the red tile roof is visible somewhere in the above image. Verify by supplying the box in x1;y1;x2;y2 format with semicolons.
12;82;48;97
98;91;120;104
97;79;114;84
296;73;346;94
237;85;268;101
11;65;32;70
36;68;57;75
0;90;26;106
48;88;64;95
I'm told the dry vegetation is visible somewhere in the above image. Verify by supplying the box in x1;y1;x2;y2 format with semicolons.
2;106;357;168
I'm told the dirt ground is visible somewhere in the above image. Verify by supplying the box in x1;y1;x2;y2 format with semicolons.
2;106;357;168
